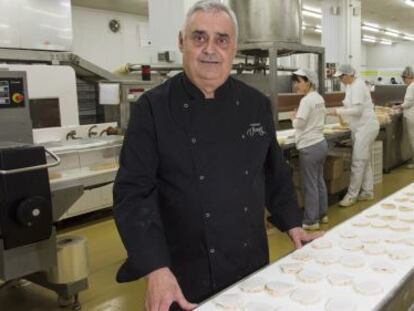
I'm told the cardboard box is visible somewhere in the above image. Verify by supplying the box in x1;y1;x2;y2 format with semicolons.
326;171;350;194
324;156;344;180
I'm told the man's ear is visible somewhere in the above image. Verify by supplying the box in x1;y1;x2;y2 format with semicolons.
178;31;184;52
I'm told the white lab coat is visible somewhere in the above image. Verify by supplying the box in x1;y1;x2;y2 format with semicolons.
337;78;380;198
402;82;414;157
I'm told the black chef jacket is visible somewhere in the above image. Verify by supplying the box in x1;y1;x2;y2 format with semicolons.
113;72;302;303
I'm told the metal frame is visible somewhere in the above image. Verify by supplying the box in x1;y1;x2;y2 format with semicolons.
237;42;325;128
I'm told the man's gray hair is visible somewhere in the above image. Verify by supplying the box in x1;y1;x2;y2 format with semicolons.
402;66;414;79
183;0;239;40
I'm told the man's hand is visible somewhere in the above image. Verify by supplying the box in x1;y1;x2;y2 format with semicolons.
145;267;197;311
287;227;324;249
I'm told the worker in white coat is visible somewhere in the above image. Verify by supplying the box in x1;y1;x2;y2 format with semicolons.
400;66;414;168
331;64;380;207
291;69;328;230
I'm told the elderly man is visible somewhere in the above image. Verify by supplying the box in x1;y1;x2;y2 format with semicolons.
113;1;321;310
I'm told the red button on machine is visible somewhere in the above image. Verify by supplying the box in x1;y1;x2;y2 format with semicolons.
12;93;24;104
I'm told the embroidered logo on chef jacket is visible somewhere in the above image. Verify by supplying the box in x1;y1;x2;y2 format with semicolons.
246;123;266;137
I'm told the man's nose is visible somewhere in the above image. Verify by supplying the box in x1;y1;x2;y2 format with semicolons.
203;38;216;54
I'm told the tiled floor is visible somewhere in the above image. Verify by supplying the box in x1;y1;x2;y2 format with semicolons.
1;166;413;311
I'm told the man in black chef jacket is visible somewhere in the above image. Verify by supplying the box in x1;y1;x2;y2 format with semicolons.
113;1;322;310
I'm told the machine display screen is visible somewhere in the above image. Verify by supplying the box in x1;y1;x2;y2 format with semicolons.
0;78;25;108
0;81;11;105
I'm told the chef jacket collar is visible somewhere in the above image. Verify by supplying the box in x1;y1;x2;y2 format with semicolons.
182;72;233;101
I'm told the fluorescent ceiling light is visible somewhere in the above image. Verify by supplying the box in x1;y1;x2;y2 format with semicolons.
23;6;66;18
0;24;10;29
362;26;380;33
384;31;400;37
404;0;414;7
314;28;322;33
363;22;380;28
363;35;376;40
303;5;321;13
380;40;392;45
303;10;322;19
316;24;322;29
363;38;376;43
302;26;306;30
404;36;414;41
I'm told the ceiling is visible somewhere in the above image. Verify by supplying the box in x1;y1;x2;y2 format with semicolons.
71;0;414;36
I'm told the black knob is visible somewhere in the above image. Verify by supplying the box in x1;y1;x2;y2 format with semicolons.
16;196;49;227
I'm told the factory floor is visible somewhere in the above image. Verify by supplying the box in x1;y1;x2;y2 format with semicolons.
1;166;414;311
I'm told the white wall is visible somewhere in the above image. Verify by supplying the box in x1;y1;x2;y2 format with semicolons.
72;6;151;71
365;41;414;69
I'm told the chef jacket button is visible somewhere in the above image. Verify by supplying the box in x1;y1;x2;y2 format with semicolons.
235;100;240;106
243;242;248;248
205;212;211;218
241;134;246;140
191;137;197;144
183;103;189;109
244;206;249;213
244;170;249;175
209;248;215;254
199;175;205;181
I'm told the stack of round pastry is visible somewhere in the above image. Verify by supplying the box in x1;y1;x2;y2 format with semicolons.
387;247;411;260
315;252;340;265
399;205;414;212
265;281;295;297
363;243;386;255
340;239;363;251
353;280;383;296
371;260;396;273
370;219;388;229
359;233;380;244
339;228;357;239
279;262;303;274
296;268;324;283
291;250;313;262
214;293;244;310
239;277;266;293
311;238;332;249
381;203;396;210
404;236;414;246
352;218;370;227
327;272;353;286
364;210;379;219
399;214;414;222
389;221;410;232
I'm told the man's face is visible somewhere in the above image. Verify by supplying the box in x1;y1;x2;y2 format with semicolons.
179;10;237;88
339;74;353;85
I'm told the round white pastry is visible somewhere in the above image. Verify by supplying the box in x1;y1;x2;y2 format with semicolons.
364;210;379;219
327;272;353;286
214;293;244;310
353;280;383;296
404;236;414;246
315;252;340;265
379;211;397;221
404;192;414;196
395;197;409;203
239;277;266;293
297;268;324;283
384;233;404;244
290;287;322;305
399;205;414;212
381;203;396;210
389;221;410;232
351;218;370;227
340;239;363;251
311;238;332;249
370;219;388;228
387;247;412;260
371;260;396;273
291;250;314;262
399;214;414;223
340;254;365;268
325;297;356;311
359;233;380;244
243;302;275;311
265;281;295;297
339;229;357;239
279;262;303;274
363;243;386;255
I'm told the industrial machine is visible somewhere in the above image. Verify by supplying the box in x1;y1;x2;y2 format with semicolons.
0;71;87;310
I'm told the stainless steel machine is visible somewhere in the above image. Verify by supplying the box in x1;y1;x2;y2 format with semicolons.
0;71;87;310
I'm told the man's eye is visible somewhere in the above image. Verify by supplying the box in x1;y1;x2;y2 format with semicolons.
193;34;206;43
217;37;229;46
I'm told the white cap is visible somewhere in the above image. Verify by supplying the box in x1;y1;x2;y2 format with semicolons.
292;68;319;88
402;66;414;79
334;64;356;77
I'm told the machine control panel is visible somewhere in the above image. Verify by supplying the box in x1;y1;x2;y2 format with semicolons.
0;78;26;108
